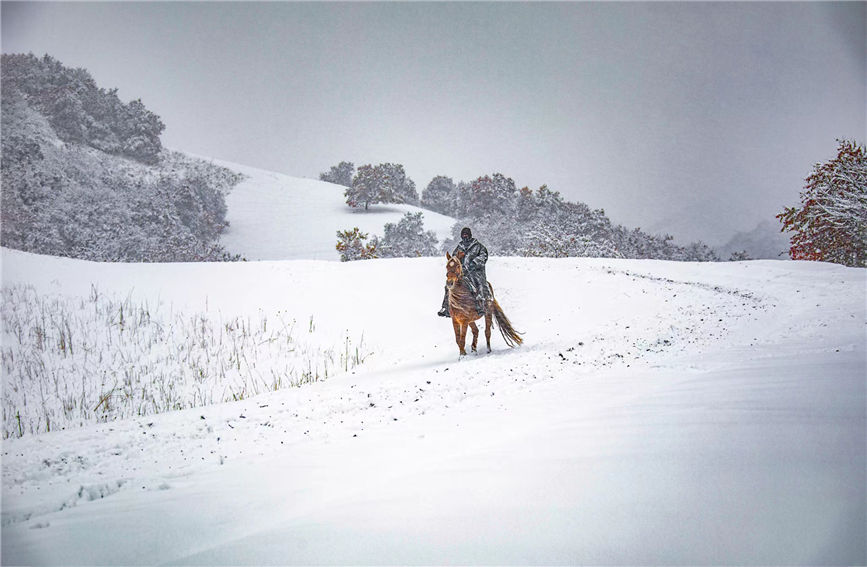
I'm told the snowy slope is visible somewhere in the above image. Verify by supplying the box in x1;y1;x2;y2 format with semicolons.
2;247;864;565
211;161;458;261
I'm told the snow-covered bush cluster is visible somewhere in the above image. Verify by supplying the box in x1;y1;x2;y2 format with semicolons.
335;212;439;261
430;174;720;261
376;211;439;258
324;158;719;261
1;53;245;262
777;139;866;267
2;54;164;164
0;284;371;438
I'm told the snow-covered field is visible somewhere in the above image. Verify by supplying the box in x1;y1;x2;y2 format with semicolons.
1;166;865;564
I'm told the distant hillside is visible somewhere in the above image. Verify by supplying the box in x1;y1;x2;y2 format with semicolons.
322;166;722;262
212;159;458;261
646;206;738;249
1;54;243;261
716;220;790;260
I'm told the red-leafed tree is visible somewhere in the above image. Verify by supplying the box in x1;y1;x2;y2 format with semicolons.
777;139;867;267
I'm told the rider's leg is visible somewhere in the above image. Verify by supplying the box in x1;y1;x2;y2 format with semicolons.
437;286;450;317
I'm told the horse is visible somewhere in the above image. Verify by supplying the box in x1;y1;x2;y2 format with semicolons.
445;251;523;356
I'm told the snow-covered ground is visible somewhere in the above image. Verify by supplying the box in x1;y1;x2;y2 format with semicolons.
213;161;458;260
1;160;865;564
2;246;864;564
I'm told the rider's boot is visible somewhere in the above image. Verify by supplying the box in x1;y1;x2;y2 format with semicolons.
474;291;486;316
437;287;450;317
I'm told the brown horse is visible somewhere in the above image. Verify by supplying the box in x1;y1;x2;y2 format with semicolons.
445;251;523;356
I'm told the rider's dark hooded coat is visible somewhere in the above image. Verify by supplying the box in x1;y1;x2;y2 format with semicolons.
453;237;488;298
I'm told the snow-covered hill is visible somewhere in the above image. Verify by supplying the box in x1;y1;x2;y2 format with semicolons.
212;160;458;261
2;246;864;564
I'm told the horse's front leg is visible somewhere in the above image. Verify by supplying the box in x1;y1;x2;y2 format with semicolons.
452;318;467;356
469;321;479;353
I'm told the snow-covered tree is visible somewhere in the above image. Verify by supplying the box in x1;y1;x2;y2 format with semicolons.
515;186;537;223
345;163;417;210
378;212;439;258
421;176;455;214
452;181;473;219
346;165;383;210
320;161;355;187
335;227;378;261
777;139;867;267
459;174;518;219
378;163;418;205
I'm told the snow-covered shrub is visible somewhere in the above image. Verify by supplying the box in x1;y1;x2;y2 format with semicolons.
777;139;867;267
377;212;439;258
336;227;379;261
679;242;721;262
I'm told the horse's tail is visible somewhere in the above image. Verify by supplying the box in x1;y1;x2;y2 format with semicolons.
489;283;523;348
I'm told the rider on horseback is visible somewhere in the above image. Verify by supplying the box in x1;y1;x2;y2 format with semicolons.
438;227;491;318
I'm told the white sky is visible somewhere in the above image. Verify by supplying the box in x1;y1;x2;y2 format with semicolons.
2;1;864;243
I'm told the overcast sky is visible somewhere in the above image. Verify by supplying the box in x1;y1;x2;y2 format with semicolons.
3;1;864;244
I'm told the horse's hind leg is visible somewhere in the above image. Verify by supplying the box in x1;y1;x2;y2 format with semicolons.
484;313;492;353
469;322;479;353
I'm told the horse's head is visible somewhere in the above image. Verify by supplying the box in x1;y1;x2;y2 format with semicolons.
445;251;463;290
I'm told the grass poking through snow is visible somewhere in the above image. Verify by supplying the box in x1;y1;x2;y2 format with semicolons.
1;284;371;438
